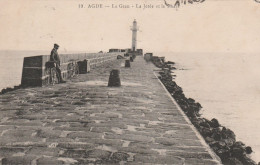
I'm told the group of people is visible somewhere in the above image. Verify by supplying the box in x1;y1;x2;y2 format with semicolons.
50;43;66;83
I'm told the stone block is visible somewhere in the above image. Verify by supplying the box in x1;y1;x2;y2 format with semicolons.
86;149;112;160
1;129;36;137
67;132;102;139
60;149;87;158
78;59;90;74
166;151;212;159
0;147;25;157
134;154;183;164
1;155;37;165
118;147;158;155
35;129;62;138
57;142;96;149
110;152;130;162
37;157;64;165
78;138;123;147
27;147;60;157
184;158;219;165
155;137;202;146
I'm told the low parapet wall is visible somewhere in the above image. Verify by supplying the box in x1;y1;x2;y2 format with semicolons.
21;52;124;87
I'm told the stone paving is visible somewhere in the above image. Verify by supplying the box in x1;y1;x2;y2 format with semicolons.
0;56;221;164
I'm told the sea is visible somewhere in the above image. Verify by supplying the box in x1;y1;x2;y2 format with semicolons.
0;50;259;163
159;52;260;163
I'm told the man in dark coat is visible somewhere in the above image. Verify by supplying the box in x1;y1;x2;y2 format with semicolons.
50;43;66;83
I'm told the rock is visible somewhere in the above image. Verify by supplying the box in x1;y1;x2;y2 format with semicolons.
0;85;22;94
189;103;201;114
187;98;195;104
232;146;245;158
200;127;212;137
212;133;222;141
199;120;211;128
173;90;184;96
176;99;189;110
196;102;202;109
245;146;253;154
186;110;197;118
205;136;215;143
212;146;218;152
190;118;200;129
217;148;230;160
235;141;245;146
165;61;175;64
0;87;14;94
1;89;6;94
223;157;243;165
212;128;222;141
210;141;227;149
240;156;257;165
223;138;235;147
221;127;236;141
210;118;220;128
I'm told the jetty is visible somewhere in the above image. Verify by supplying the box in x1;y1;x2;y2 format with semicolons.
0;55;221;164
0;19;223;164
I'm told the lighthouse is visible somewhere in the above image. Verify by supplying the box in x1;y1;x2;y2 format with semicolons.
131;19;138;51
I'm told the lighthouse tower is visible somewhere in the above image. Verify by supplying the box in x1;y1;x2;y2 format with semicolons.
131;19;138;51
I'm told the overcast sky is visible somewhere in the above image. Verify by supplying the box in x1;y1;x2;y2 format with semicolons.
0;0;260;53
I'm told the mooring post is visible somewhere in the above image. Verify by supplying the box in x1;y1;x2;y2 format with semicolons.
108;69;121;87
125;60;131;67
130;56;134;62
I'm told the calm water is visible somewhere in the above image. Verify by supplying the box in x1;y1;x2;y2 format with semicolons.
0;51;259;162
159;52;260;162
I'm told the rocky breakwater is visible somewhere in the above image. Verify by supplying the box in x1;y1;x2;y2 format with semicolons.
151;56;258;165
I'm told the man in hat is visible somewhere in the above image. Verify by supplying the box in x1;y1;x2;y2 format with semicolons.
50;43;66;83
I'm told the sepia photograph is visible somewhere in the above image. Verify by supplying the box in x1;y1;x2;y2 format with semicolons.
0;0;260;164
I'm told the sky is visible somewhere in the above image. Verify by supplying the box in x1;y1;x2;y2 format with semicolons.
0;0;260;53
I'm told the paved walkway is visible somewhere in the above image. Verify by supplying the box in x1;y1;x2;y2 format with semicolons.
0;57;221;164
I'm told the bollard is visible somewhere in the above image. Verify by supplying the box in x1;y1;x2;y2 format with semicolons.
130;56;134;62
125;60;130;67
108;69;121;87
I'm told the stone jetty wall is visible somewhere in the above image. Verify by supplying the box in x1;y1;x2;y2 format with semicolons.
21;52;124;87
149;55;258;165
0;56;222;164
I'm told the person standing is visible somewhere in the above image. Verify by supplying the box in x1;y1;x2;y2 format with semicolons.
50;43;66;83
